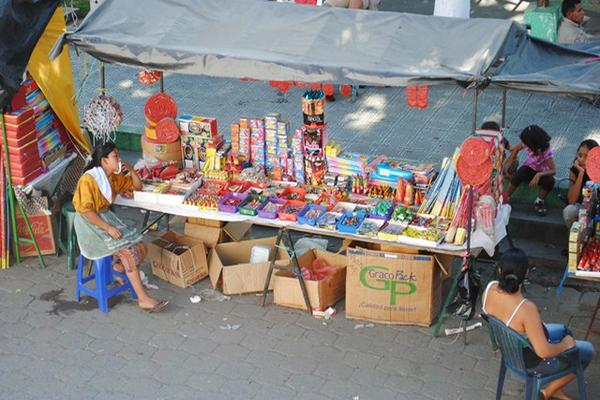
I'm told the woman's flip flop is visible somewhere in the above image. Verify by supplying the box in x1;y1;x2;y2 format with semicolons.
142;300;169;313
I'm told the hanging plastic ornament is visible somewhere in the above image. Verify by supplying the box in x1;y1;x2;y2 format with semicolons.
138;69;162;86
83;95;123;143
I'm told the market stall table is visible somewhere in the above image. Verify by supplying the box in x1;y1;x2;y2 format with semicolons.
115;195;510;332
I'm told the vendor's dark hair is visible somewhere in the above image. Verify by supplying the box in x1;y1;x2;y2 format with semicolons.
578;139;599;151
562;0;580;17
481;121;500;131
520;125;551;155
85;142;116;171
497;248;528;294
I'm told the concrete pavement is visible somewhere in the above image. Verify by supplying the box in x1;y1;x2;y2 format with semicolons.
0;209;598;399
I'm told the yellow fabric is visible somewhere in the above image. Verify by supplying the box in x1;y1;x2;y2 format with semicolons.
28;6;92;154
73;173;133;213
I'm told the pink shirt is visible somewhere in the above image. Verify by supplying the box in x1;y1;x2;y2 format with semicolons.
523;147;553;172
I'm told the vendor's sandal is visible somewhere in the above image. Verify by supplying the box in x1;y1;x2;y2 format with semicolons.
141;300;169;314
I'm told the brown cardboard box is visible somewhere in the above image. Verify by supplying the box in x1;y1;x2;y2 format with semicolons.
187;217;225;228
184;221;251;248
274;249;346;311
147;231;208;288
16;211;55;256
208;237;290;295
345;248;445;327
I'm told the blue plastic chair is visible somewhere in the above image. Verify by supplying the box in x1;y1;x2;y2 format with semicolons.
75;255;137;313
481;313;587;400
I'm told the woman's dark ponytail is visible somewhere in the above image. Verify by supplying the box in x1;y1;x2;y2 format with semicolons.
497;248;528;294
85;142;116;172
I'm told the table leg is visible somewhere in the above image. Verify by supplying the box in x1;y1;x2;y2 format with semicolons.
262;228;284;306
285;229;312;313
556;266;570;297
584;296;600;340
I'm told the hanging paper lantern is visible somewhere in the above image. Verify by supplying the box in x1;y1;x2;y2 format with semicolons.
144;92;177;126
138;70;161;86
83;95;123;143
456;156;493;186
340;85;352;97
459;137;491;166
585;146;600;183
155;117;180;144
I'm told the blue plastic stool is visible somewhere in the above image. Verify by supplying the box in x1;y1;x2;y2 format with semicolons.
75;255;138;313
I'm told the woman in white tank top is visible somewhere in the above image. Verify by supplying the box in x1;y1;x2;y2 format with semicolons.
483;248;595;400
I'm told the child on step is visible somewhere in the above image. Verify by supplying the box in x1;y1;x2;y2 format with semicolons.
505;125;556;216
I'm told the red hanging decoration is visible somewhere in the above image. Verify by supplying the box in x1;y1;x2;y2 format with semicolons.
144;93;178;126
586;147;600;183
137;70;161;86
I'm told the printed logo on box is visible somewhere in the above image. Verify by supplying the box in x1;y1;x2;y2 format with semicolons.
359;265;417;306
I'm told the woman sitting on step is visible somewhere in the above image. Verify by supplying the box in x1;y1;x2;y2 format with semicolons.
563;139;598;228
72;142;168;313
482;248;595;400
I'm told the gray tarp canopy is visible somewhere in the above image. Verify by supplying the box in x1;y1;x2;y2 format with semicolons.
54;0;600;97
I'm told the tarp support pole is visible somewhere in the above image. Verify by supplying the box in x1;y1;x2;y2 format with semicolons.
99;62;106;95
501;88;507;128
471;88;479;133
160;72;164;93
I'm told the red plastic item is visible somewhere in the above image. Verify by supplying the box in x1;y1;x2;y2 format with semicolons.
460;137;491;166
2;108;34;126
586;147;600;183
278;200;307;222
416;85;429;109
155;117;180;144
407;85;417;108
456;156;493;186
10;168;42;186
144;93;177;125
302;258;337;281
0;128;36;147
220;180;251;196
340;85;352;97
322;84;334;96
279;186;306;201
159;165;179;180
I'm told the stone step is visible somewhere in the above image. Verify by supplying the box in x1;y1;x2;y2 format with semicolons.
498;235;566;273
507;203;568;245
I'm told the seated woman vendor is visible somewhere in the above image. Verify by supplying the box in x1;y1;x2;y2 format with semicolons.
73;143;168;313
564;139;598;228
483;249;595;400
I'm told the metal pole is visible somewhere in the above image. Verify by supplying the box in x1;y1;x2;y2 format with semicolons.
464;185;475;346
501;88;507;129
99;62;106;95
471;88;479;134
160;72;164;93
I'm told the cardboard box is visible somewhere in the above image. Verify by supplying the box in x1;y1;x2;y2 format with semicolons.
147;231;208;288
184;221;250;248
208;237;290;295
187;217;226;228
15;211;55;256
274;249;346;311
345;248;445;327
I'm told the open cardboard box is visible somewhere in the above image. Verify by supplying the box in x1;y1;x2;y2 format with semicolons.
184;220;251;248
273;249;347;311
345;247;449;327
208;236;290;295
147;231;208;288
